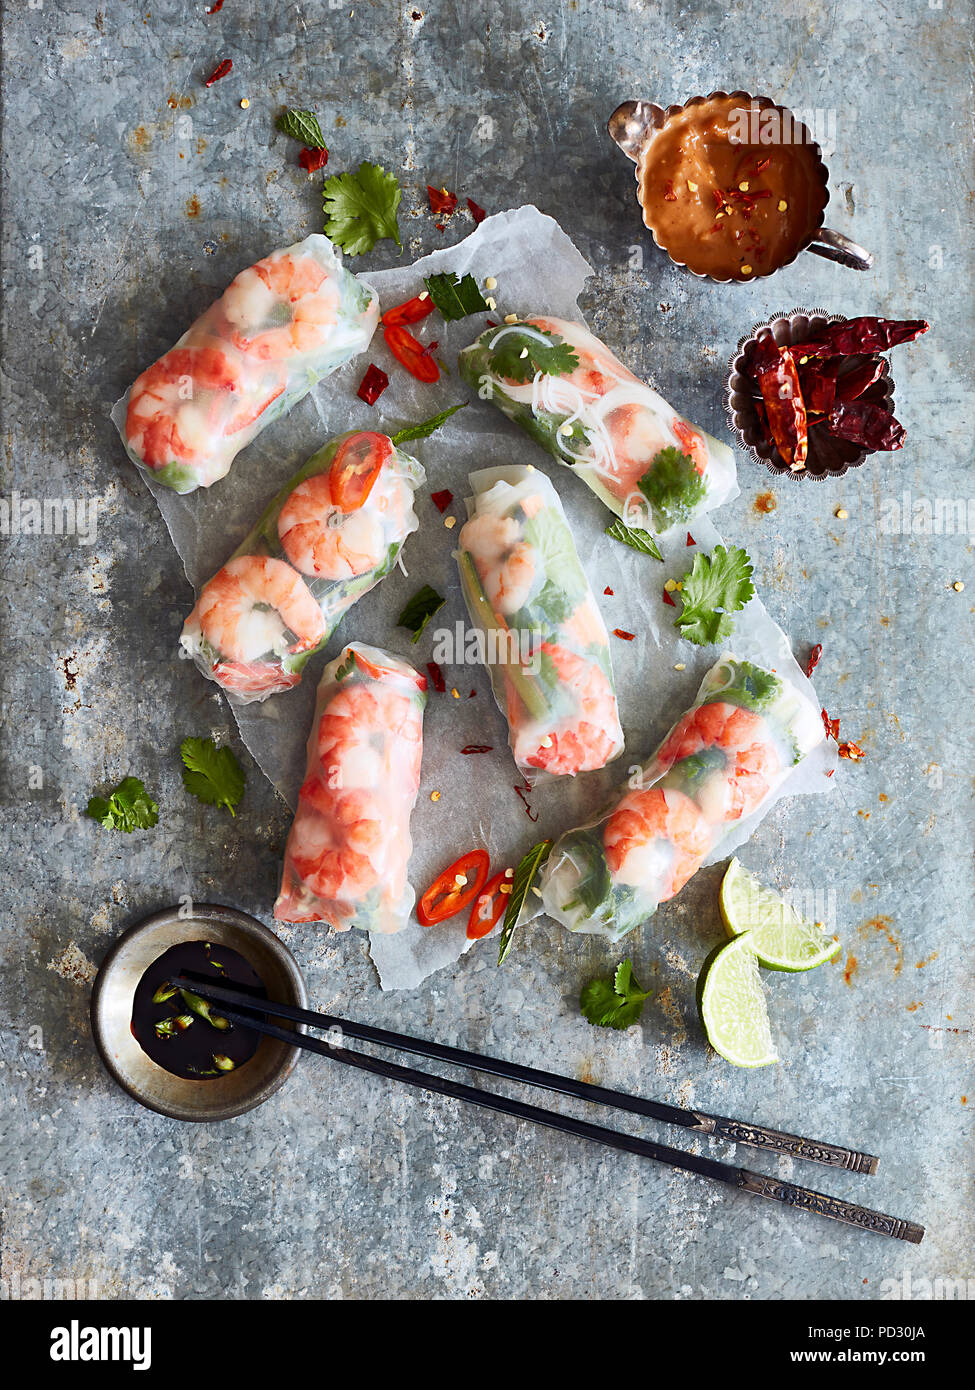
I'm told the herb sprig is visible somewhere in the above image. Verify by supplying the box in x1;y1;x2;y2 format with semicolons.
580;960;652;1030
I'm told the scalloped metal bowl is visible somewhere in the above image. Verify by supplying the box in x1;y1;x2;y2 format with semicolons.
90;904;307;1122
726;308;895;481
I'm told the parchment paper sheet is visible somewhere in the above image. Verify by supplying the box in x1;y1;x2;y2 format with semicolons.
140;207;835;990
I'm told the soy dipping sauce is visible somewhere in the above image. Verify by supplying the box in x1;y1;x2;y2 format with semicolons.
131;940;266;1081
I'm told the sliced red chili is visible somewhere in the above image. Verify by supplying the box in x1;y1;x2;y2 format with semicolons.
383;323;440;383
356;363;388;405
204;58;232;87
467;197;487;223
382;294;435;328
427;185;458;215
299;146;328;173
431;489;454;513
467;870;511;940
330;432;391;512
417;849;490;927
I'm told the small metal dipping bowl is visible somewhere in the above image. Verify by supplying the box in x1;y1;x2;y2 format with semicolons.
608;91;874;282
91;903;307;1122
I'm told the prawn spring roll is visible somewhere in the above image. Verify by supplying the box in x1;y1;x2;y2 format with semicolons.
538;655;824;940
181;431;423;701
455;465;624;779
114;234;379;493
458;316;736;534
274;643;426;933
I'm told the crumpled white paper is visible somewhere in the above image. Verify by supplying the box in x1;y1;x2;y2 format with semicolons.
139;206;834;992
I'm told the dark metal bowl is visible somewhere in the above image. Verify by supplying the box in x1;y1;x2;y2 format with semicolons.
726;308;895;480
90;904;307;1122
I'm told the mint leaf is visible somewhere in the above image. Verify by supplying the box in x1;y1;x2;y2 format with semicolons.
276;108;326;149
488;326;579;384
499;839;552;964
423;272;489;321
605;518;663;561
180;737;245;817
581;959;652;1030
390;402;467;445
397;584;445;643
637;447;708;530
675;545;755;647
86;776;159;833
323;161;402;256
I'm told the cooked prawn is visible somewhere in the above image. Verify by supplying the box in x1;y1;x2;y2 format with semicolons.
183;555;325;691
657;700;781;822
517;642;622;776
223;250;340;361
604;786;711;901
460;512;537;616
125;346;284;473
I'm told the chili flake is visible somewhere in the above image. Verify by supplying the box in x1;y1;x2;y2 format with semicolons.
513;784;539;822
356;363;388;405
662;588;677;607
821;708;840;741
425;661;446;693
430;489;454;513
805;643;823;677
603;586;614;596
460;744;493;754
204;58;233;87
467;197;487;223
839;741;865;761
299;146;329;172
686;532;696;546
613;628;635;641
427;185;458;216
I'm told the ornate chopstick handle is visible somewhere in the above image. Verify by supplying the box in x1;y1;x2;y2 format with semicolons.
704;1115;879;1173
737;1168;924;1243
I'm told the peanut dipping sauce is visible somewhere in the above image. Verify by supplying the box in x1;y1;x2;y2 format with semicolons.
639;96;828;280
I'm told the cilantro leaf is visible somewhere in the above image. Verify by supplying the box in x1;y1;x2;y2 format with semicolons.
397;584;445;643
605;518;663;561
323;161;402;256
487;326;579;384
580;958;652;1030
674;544;755;647
390;402;467;445
180;737;245;817
703;657;781;712
499;839;552;964
423;272;489;321
276;108;327;149
86;776;158;833
637;447;709;531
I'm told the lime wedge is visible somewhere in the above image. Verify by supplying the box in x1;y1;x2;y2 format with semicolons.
719;858;841;973
697;935;778;1068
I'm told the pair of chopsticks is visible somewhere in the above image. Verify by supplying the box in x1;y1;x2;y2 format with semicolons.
173;973;924;1244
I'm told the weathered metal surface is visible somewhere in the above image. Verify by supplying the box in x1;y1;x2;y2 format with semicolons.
0;1;971;1299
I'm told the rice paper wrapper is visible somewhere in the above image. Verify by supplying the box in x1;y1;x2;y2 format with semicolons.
179;432;423;703
111;234;379;493
454;464;625;783
274;643;426;934
130;205;834;991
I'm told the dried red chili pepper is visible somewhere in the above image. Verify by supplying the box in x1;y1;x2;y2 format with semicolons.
839;741;865;760
425;661;446;693
748;334;808;468
467;197;487;223
826;402;905;451
805;644;823;677
427;185;458;215
204;58;232;87
460;744;493;754
430;489;453;513
798;358;840;415
356;363;388;405
813;317;929;357
835;357;883;402
298;146;328;172
613;628;635;641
